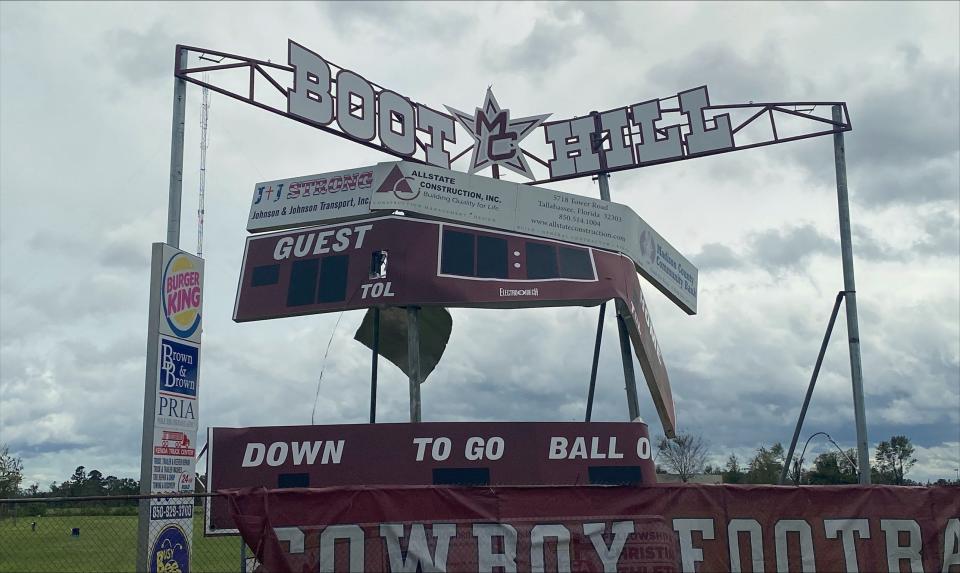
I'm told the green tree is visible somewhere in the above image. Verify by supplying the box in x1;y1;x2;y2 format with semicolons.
723;454;746;484
746;443;786;484
807;450;858;485
68;466;87;497
0;444;24;497
104;475;139;496
81;469;105;496
873;435;917;485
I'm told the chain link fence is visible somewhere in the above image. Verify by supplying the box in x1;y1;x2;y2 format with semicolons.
0;493;253;573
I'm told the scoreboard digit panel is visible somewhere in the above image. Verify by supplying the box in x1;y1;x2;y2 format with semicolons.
206;421;657;535
234;215;629;322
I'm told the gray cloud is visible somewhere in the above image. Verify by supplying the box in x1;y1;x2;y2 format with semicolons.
852;206;960;262
692;242;743;271
851;44;959;168
104;23;178;85
797;44;959;209
645;42;805;103
480;15;580;79
557;3;632;42
640;34;959;211
916;207;960;256
317;2;467;45
747;224;838;270
494;19;578;76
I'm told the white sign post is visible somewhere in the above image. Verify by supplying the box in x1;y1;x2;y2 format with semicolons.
137;243;204;573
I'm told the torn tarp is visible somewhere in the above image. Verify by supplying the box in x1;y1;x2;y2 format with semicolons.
354;306;452;383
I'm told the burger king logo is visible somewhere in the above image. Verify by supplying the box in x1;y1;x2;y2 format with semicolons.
162;253;202;339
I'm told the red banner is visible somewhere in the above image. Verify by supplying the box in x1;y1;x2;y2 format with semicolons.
207;422;657;533
226;484;960;572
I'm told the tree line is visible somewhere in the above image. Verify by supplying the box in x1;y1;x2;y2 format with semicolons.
1;435;956;499
656;433;957;486
0;452;141;499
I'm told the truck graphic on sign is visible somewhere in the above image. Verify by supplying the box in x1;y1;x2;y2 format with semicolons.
161;431;191;449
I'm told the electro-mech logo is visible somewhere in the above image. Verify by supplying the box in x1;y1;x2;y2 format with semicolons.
162;253;202;339
150;523;189;573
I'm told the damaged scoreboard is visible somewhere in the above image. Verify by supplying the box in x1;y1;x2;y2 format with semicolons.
234;162;685;437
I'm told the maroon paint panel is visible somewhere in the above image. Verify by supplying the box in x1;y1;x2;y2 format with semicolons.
226;484;960;573
234;215;640;318
207;422;656;534
233;216;676;436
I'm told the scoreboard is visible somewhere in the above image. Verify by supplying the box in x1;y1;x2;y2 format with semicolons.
234;215;675;436
236;215;624;319
205;421;657;534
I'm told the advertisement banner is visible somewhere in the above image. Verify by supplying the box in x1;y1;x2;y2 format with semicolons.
369;161;698;314
225;484;960;573
247;165;386;232
138;243;204;572
245;161;696;313
206;422;657;534
157;245;204;343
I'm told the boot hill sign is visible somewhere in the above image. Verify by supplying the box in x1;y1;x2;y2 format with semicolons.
176;40;851;185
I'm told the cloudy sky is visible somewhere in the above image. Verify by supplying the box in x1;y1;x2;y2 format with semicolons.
1;2;958;488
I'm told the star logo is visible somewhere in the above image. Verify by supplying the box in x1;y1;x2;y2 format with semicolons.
446;88;550;179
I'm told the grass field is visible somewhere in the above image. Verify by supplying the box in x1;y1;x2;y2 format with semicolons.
0;512;242;572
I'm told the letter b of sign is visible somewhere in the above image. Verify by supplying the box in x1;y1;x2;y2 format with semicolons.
288;41;334;126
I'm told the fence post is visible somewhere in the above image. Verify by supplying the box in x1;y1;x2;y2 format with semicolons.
240;537;247;572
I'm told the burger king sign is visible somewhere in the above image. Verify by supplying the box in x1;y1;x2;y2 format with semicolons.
158;247;203;343
139;243;204;570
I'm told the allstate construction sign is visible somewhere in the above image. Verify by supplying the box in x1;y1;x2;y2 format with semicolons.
247;161;698;314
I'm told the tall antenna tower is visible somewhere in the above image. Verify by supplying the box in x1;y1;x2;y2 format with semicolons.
197;72;210;257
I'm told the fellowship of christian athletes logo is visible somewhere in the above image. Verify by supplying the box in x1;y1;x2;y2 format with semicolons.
150;523;189;573
162;253;202;338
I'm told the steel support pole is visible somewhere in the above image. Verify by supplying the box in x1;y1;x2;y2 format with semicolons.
617;314;641;421
832;105;871;484
779;291;846;485
584;302;606;422
407;306;422;422
166;47;188;249
139;47;189;570
596;172;642;420
369;308;380;423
